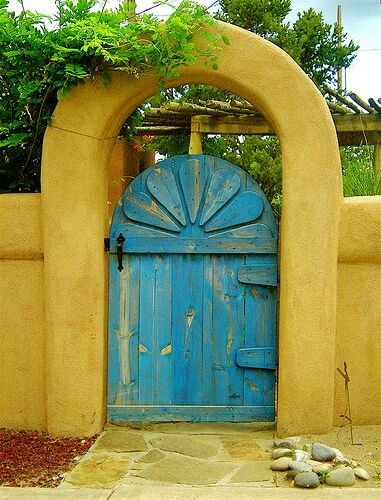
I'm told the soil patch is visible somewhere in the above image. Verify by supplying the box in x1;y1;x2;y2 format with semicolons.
0;428;97;488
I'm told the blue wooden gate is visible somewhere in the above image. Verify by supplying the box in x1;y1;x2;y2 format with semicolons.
108;155;278;422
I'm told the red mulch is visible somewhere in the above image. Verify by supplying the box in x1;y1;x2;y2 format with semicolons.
0;428;97;488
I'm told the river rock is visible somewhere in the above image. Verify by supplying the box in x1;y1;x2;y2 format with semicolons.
326;467;356;487
306;460;322;467
294;450;311;462
289;461;312;472
313;463;333;474
294;472;320;489
272;448;292;459
286;469;300;480
311;443;336;462
270;457;292;471
354;467;370;480
275;441;295;450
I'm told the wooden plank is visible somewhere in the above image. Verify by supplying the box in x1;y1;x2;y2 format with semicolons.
236;348;276;369
178;158;208;223
205;192;263;232
199;169;241;225
243;255;277;408
147;168;186;226
107;254;122;405
210;255;245;406
124;192;180;232
192;114;381;134
172;254;204;404
138;255;173;404
238;265;277;286
107;405;275;422
110;237;277;254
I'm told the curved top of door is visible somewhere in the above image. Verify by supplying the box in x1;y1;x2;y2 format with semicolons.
110;154;277;244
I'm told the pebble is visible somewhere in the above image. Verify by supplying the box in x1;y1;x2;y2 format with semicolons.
354;467;370;480
289;461;313;472
311;443;337;462
294;472;320;489
313;463;333;474
326;467;356;487
306;460;322;467
294;450;311;462
286;470;300;480
276;441;295;450
271;448;292;459
270;457;292;471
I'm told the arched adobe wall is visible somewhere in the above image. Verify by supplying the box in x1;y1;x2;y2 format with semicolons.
41;22;342;436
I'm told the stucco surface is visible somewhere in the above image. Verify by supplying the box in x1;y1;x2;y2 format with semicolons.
335;262;381;425
0;260;46;430
41;21;342;437
0;194;43;259
339;196;381;263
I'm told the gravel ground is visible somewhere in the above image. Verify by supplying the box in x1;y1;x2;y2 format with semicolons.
0;428;97;488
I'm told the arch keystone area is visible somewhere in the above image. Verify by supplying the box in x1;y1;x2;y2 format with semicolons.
41;21;342;437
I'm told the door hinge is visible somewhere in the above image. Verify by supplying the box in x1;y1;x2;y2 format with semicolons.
104;237;110;251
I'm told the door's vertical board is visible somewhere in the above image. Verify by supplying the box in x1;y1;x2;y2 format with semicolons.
172;254;204;405
244;255;277;407
138;254;156;404
211;255;245;406
153;254;173;404
118;255;140;405
202;254;214;404
107;254;121;405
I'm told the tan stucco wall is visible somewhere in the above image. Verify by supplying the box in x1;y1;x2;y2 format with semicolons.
0;194;46;430
335;196;381;426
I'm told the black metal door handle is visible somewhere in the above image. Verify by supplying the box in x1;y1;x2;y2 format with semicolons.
116;233;125;272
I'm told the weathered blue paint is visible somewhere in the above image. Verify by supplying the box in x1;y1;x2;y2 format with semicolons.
108;155;278;422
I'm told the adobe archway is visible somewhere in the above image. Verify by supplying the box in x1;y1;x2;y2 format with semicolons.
41;21;342;436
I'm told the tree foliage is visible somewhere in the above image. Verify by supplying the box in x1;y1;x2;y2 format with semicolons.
0;0;220;192
152;0;360;211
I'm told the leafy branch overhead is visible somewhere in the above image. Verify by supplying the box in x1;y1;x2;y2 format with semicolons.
0;0;223;192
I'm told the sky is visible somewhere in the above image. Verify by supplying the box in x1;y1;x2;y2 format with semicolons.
7;0;381;98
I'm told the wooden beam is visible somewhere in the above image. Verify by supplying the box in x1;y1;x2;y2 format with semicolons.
190;114;381;144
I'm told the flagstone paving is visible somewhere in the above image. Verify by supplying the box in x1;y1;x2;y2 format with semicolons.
63;423;276;489
61;423;381;493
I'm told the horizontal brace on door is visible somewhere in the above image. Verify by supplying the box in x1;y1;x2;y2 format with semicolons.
238;265;278;286
236;348;276;369
109;237;277;254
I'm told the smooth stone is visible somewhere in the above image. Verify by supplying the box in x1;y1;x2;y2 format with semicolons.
228;461;272;483
306;460;322;467
294;450;311;462
270;457;292;471
326;467;356;487
150;434;220;459
354;467;370;480
275;441;295;450
334;457;357;467
271;448;292;459
274;436;301;448
294;472;320;489
313;463;333;474
289;461;312;472
311;443;337;462
136;455;235;485
286;470;301;480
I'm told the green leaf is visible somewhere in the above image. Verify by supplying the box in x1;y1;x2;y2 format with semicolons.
222;35;230;46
